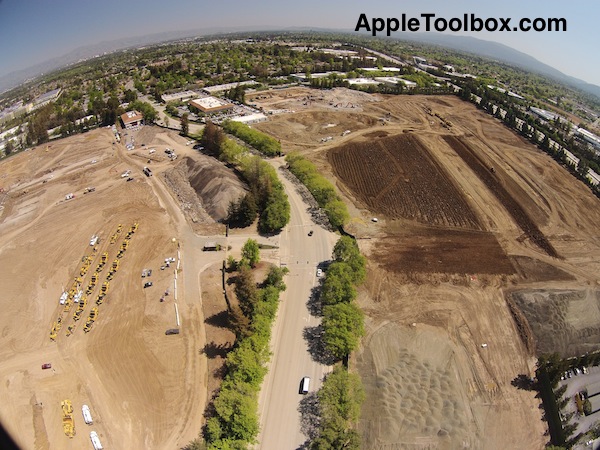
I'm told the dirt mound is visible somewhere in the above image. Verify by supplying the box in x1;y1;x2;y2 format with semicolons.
164;155;246;223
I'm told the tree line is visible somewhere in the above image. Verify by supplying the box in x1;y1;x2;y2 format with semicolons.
201;121;290;234
285;152;349;228
203;242;289;449
222;120;281;157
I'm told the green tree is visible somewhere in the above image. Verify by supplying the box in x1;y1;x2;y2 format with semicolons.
235;264;258;318
4;140;14;156
322;302;365;360
211;381;259;442
332;236;366;283
325;199;350;228
201;120;225;156
241;238;260;268
259;188;290;234
320;262;357;306
263;265;288;291
122;89;137;103
181;112;190;136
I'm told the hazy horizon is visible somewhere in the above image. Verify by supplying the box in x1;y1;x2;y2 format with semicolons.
0;0;599;87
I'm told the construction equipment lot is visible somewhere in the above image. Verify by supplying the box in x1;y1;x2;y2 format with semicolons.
250;88;600;449
0;127;239;449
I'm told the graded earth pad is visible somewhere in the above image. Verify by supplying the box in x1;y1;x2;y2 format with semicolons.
0;127;234;449
249;87;600;448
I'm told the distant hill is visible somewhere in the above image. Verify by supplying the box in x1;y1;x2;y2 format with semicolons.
389;32;600;100
1;27;599;101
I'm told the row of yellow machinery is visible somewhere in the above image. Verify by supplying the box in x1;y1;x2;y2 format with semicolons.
50;222;139;340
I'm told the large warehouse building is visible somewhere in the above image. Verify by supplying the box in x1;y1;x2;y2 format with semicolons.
189;97;233;114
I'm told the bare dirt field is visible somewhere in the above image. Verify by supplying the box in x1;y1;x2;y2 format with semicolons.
249;87;600;449
0;126;236;450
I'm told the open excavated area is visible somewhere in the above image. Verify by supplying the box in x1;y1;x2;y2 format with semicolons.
249;87;600;449
0;126;237;449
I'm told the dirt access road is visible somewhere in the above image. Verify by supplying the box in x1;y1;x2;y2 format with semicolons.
0;126;237;450
249;87;600;449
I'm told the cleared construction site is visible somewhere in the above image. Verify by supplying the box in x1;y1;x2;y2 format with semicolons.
0;127;234;449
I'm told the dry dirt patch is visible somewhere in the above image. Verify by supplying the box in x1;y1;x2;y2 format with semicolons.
509;289;600;357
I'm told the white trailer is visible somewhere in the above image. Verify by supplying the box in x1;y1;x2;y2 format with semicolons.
82;404;93;424
90;235;99;246
90;431;103;450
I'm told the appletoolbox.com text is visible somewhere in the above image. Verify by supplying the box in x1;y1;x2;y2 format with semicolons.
355;13;567;36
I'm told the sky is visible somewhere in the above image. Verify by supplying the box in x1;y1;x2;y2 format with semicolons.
0;0;599;87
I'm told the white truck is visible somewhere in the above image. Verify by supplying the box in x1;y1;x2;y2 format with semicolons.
90;431;103;450
82;404;93;424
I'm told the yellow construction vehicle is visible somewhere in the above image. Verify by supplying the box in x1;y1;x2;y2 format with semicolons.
83;307;98;332
66;322;77;336
101;252;108;263
63;298;73;313
50;323;58;341
101;281;109;294
112;259;119;270
61;400;75;438
132;222;139;232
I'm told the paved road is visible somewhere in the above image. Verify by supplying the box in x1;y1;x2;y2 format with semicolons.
257;159;338;449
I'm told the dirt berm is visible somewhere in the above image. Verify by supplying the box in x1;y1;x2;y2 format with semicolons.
163;155;247;224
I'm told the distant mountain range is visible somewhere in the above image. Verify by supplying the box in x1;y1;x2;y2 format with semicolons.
1;27;599;101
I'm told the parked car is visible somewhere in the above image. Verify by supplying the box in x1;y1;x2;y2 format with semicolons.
41;363;52;370
308;230;313;236
316;268;323;277
143;281;153;288
299;377;310;394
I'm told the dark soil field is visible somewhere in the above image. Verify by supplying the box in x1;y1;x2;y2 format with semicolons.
371;223;515;275
328;134;482;230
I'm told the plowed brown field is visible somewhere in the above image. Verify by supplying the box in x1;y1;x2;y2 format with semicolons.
329;134;482;230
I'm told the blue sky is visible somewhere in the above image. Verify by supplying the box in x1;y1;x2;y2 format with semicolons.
0;0;599;86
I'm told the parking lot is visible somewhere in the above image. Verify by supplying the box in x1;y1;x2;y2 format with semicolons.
559;365;600;448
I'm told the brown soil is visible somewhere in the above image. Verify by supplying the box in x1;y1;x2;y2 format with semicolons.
250;87;600;449
328;134;482;230
0;126;234;450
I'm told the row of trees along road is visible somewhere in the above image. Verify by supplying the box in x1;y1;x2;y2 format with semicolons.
320;235;366;360
202;240;289;449
308;236;367;449
285;152;350;228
